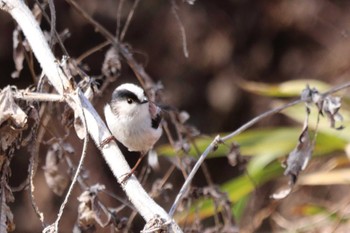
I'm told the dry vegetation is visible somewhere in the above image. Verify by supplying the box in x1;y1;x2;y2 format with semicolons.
1;0;350;232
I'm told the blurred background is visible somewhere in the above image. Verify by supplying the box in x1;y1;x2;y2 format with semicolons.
1;0;350;232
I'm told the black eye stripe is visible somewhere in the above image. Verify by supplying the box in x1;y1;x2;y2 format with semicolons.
112;90;140;103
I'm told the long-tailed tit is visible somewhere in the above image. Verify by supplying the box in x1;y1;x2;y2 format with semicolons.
103;83;162;181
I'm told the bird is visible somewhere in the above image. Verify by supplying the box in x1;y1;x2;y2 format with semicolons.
103;83;162;182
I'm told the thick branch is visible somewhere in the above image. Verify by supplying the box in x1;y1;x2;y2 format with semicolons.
0;0;181;231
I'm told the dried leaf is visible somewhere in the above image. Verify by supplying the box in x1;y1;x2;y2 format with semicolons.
0;202;15;232
77;184;109;230
227;142;247;168
62;105;74;133
102;46;121;79
284;125;312;184
178;111;190;124
0;86;27;152
10;5;37;78
78;76;99;102
11;28;25;79
322;96;343;129
0;169;16;233
0;86;27;127
143;215;167;233
272;114;313;200
108;209;128;231
32;3;43;23
74;116;86;140
151;179;173;201
43;143;70;196
59;56;75;81
20;106;39;147
301;85;344;129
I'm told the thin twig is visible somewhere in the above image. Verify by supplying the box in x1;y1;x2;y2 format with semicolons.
170;100;304;217
120;0;140;41
76;40;111;63
169;135;221;217
322;81;350;96
191;140;214;186
168;81;350;216
154;164;176;193
34;0;69;55
29;105;51;227
22;44;37;83
221;99;302;141
65;0;155;88
115;0;124;38
49;90;90;232
169;99;303;216
13;90;64;102
2;1;181;231
171;0;189;58
48;0;56;48
101;189;135;210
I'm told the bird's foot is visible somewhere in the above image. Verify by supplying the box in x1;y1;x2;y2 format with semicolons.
99;136;116;149
119;172;134;184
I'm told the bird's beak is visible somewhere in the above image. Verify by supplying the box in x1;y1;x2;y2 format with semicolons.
141;99;148;104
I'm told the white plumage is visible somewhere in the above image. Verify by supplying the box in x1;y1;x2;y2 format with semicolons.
104;83;162;154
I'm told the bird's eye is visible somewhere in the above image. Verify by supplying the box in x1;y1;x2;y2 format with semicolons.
127;98;133;104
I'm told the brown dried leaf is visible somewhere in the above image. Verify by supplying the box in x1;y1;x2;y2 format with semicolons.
11;28;25;79
143;215;167;233
227;142;247;168
272;116;313;200
0;202;15;232
151;179;173;201
77;184;109;230
32;3;43;23
0;87;27;127
20;106;40;147
43;143;70;196
102;46;121;79
284;125;312;184
0;170;16;233
108;210;128;231
0;86;27;152
74;116;86;140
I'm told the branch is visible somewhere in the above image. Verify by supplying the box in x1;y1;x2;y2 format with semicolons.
44;90;89;232
169;81;350;216
0;0;181;232
65;0;155;89
171;0;189;58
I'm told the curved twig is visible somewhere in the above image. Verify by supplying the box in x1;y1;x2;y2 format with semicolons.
0;0;182;232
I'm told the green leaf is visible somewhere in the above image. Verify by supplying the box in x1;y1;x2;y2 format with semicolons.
162;126;346;223
175;162;283;223
157;128;300;158
239;79;331;97
157;127;346;174
222;162;283;202
296;204;328;216
295;203;347;222
232;195;249;222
